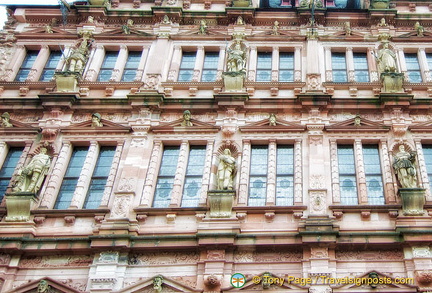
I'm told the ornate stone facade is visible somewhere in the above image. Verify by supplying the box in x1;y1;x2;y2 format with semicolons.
0;0;431;292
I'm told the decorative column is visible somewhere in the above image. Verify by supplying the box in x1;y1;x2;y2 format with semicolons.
140;141;162;207
368;47;379;82
85;45;105;82
57;45;72;72
192;46;205;81
40;142;72;209
266;140;277;205
100;142;123;207
237;140;251;206
216;46;226;81
346;47;355;82
167;45;182;81
354;140;368;204
110;45;128;82
271;47;279;82
294;46;302;81
397;48;408;80
294;139;303;204
324;47;332;82
3;45;26;82
135;45;149;81
247;46;257;81
0;142;7;167
199;140;214;206
70;142;99;209
170;141;189;207
380;140;396;203
329;140;340;204
418;48;430;82
28;45;50;82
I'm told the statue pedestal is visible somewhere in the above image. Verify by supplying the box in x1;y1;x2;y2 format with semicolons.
399;188;426;216
222;72;245;92
380;72;404;93
54;72;80;92
208;190;236;218
5;192;37;222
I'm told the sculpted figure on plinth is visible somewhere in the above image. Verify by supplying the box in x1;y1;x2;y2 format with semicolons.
393;145;417;188
66;30;93;74
217;149;236;190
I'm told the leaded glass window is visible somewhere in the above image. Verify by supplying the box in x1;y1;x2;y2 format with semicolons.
153;147;180;208
422;145;432;192
405;53;422;83
121;51;141;82
363;145;384;204
15;50;39;82
332;52;348;82
337;145;358;204
249;146;268;206
178;52;196;82
97;51;118;82
201;52;219;82
40;51;62;81
256;52;272;82
276;146;294;205
181;146;206;207
0;147;23;201
279;52;294;82
353;53;369;82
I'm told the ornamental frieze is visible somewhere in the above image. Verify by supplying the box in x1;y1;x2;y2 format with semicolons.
19;255;93;268
234;249;302;263
336;250;403;261
128;251;199;265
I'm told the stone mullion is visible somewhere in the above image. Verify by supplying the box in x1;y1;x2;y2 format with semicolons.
238;140;251;205
0;142;8;168
40;142;72;209
136;45;149;81
294;139;303;204
330;140;340;203
380;140;396;203
28;45;50;81
271;47;279;81
324;47;332;81
216;46;226;81
6;45;26;81
294;47;302;81
57;46;72;71
110;45;128;82
140;141;162;206
368;47;378;82
168;45;182;81
199;140;214;206
85;45;105;82
346;47;355;82
70;142;99;209
397;49;407;80
266;141;277;205
100;142;124;207
414;140;432;201
418;48;429;82
170;141;189;207
193;46;205;81
354;140;367;204
247;46;257;81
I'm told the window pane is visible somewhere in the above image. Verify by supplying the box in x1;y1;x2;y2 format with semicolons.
55;147;88;209
153;147;180;207
279;52;294;82
249;146;268;206
182;146;206;207
337;145;358;205
405;53;422;83
121;51;141;82
97;52;118;82
178;52;196;82
353;53;369;82
422;145;432;192
40;51;62;81
256;52;272;82
332;52;347;82
201;52;219;82
15;50;39;81
276;145;294;206
0;147;23;200
363;145;384;205
84;146;116;209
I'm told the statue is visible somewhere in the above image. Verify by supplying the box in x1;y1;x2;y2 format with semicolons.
217;149;236;190
236;16;244;25
1;112;13;127
378;18;387;27
271;21;280;35
227;41;246;72
415;22;424;37
198;19;208;35
393;145;418;188
66;30;93;73
122;19;134;34
344;21;351;36
377;42;398;73
45;24;53;33
269;113;277;126
153;276;163;293
37;280;50;293
354;115;361;126
162;15;171;24
181;110;193;127
12;148;51;194
91;113;103;127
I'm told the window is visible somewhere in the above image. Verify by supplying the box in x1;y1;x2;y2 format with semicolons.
279;52;294;82
353;53;369;82
178;52;196;82
40;51;62;82
426;53;432;71
15;50;39;82
83;146;116;209
0;147;23;201
181;146;206;207
332;52;347;82
405;53;422;83
422;145;432;192
337;144;384;205
256;52;272;82
54;147;88;209
97;51;118;82
248;145;294;206
201;52;219;82
121;51;141;82
153;147;180;208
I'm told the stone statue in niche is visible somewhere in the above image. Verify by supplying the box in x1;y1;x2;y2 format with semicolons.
91;113;103;127
198;19;208;35
181;110;193;127
66;29;93;73
1;112;13;127
12;147;51;194
269;113;277;126
375;37;404;93
217;149;236;190
393;145;418;188
271;21;280;35
377;42;397;73
227;41;246;73
153;276;163;293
